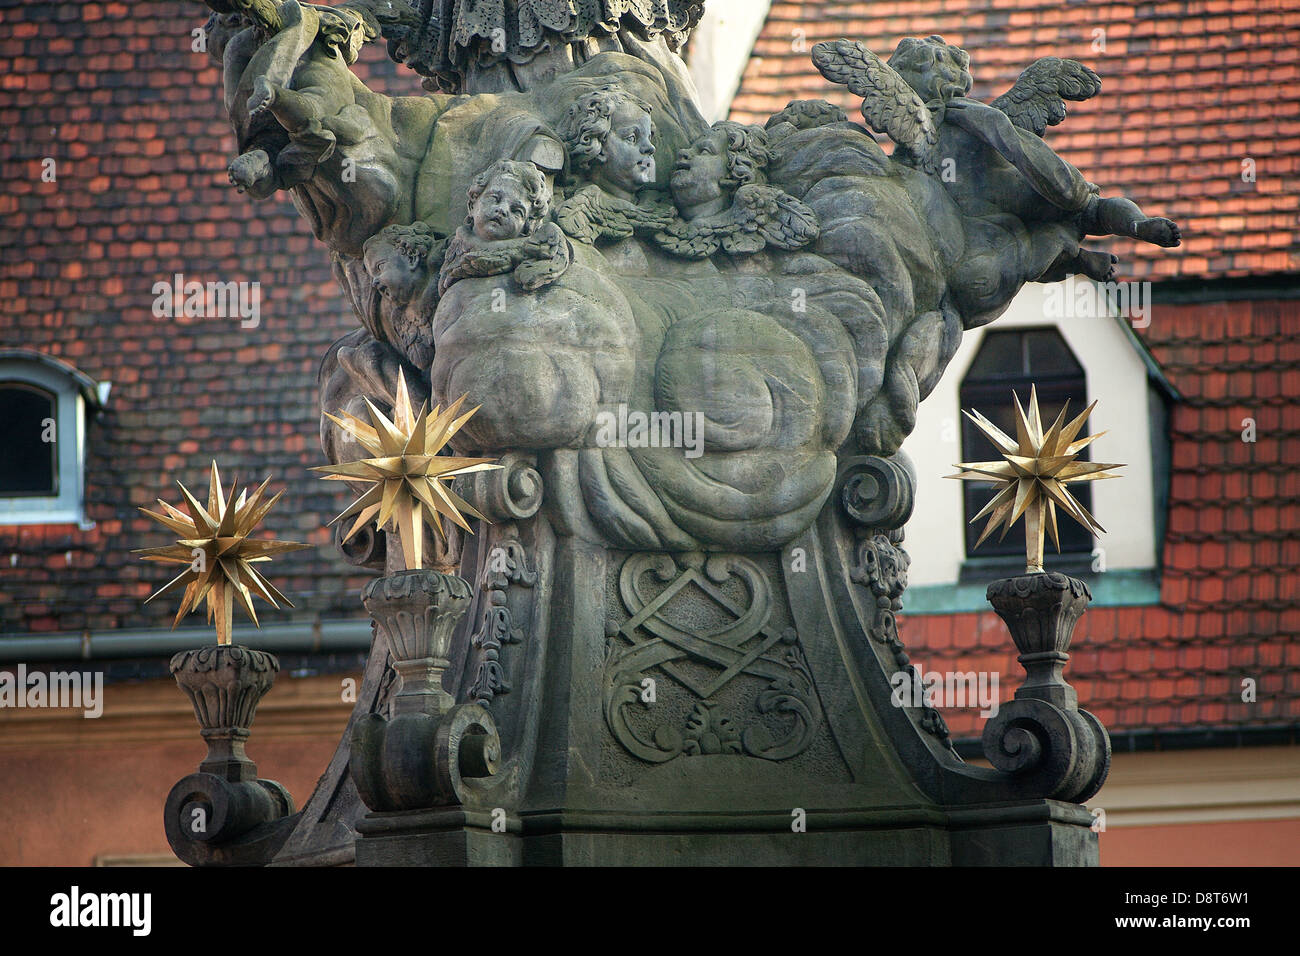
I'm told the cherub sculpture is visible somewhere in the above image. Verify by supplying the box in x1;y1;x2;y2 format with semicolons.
813;35;1180;314
361;221;446;371
225;0;376;198
554;84;676;245
657;120;819;258
438;159;571;294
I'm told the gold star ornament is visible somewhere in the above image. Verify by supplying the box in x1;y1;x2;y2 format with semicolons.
135;462;311;645
947;386;1124;573
313;371;501;571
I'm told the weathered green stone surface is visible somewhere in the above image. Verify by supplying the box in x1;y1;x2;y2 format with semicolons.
167;0;1183;866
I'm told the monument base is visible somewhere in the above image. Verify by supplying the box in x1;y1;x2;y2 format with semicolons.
268;460;1111;869
353;800;1097;866
355;808;520;867
947;800;1100;866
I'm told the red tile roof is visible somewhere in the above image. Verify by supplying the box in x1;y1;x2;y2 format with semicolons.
729;0;1300;282
0;2;414;633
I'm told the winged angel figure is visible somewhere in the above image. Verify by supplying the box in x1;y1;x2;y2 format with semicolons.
813;35;1179;319
195;1;1184;554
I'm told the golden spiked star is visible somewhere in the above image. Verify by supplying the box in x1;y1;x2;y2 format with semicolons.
312;370;501;571
947;385;1124;573
134;462;311;645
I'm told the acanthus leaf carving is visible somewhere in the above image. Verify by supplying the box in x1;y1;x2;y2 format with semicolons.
469;536;537;703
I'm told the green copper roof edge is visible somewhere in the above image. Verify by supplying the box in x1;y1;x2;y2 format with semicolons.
900;569;1160;616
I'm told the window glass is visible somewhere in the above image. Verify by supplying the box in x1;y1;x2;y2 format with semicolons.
0;383;57;495
1025;328;1085;378
964;330;1025;379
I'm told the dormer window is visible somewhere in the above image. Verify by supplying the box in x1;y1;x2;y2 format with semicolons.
0;350;107;529
900;283;1173;603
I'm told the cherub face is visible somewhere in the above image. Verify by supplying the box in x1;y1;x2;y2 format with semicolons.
364;239;420;303
471;176;531;241
893;42;970;102
595;103;655;200
671;128;729;210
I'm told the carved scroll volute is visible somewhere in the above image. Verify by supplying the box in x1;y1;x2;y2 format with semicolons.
837;453;916;531
980;572;1111;803
334;520;387;571
165;645;296;865
455;452;543;522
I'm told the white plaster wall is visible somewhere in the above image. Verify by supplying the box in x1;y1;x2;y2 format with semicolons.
688;0;774;122
899;283;1159;586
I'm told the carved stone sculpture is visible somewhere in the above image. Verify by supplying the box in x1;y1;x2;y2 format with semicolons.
182;0;1181;866
812;36;1179;333
983;573;1110;804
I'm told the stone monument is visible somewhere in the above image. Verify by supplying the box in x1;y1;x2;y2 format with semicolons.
162;0;1181;866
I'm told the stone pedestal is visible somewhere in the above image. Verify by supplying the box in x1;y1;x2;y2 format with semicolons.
273;454;1106;866
348;569;503;864
981;573;1111;805
164;645;297;867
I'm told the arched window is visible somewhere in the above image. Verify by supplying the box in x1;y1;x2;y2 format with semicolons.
958;328;1092;558
0;350;106;528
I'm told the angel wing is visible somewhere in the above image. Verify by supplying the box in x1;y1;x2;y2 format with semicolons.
438;229;518;294
655;217;725;259
990;57;1101;136
514;222;571;291
556;186;633;243
555;185;675;244
655;186;819;259
811;39;938;172
732;185;820;253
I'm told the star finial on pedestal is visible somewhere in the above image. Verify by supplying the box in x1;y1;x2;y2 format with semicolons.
947;385;1124;573
135;462;310;645
313;370;501;571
